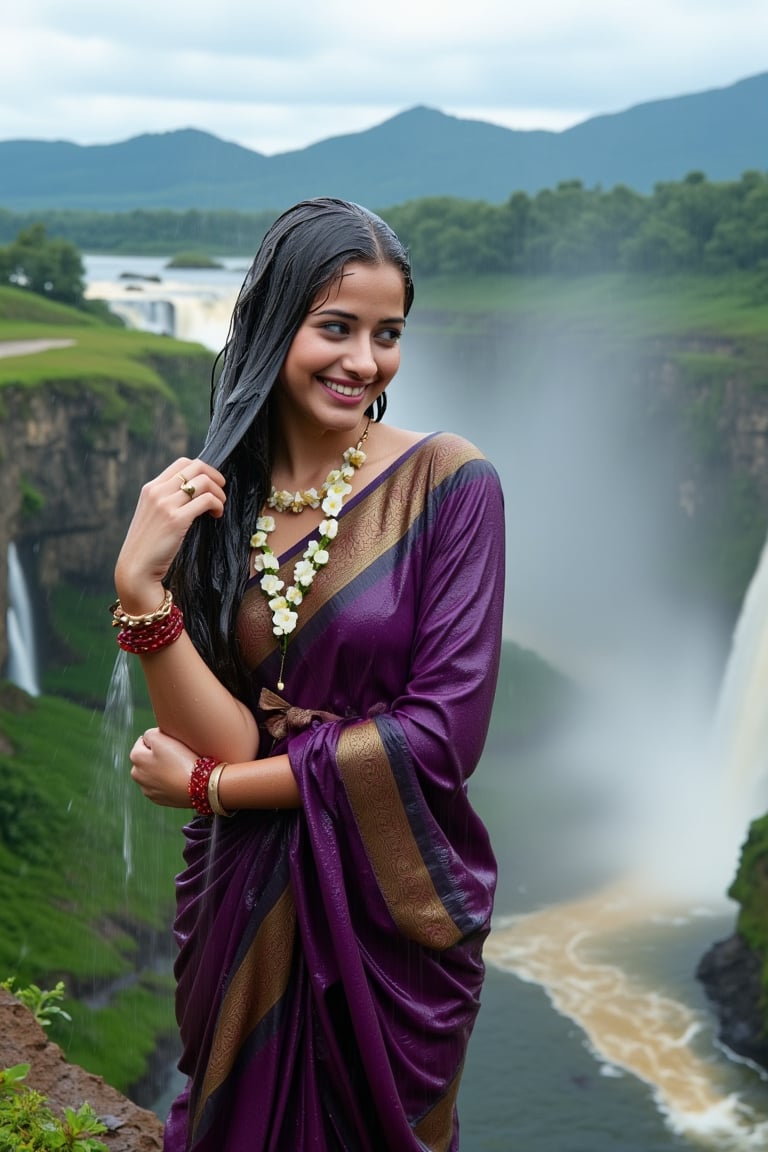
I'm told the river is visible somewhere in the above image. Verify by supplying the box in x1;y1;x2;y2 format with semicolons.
84;254;768;1150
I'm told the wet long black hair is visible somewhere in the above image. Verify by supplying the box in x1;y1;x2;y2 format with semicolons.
169;198;415;698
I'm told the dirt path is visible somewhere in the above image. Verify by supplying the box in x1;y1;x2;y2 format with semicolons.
0;338;76;359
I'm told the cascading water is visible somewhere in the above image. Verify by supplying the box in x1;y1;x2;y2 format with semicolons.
484;536;768;1150
108;298;175;337
84;255;243;352
710;529;768;861
6;541;40;696
99;649;135;878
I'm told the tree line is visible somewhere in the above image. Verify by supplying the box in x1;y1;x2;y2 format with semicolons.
385;171;768;276
0;171;767;286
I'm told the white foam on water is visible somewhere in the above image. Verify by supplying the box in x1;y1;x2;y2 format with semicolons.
486;881;768;1150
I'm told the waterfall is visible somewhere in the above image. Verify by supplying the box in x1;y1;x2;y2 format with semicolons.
84;256;242;352
107;298;175;337
100;650;135;878
104;291;238;351
6;541;40;696
706;530;768;879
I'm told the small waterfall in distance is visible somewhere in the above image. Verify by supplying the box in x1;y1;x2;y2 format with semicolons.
6;541;40;696
84;255;243;352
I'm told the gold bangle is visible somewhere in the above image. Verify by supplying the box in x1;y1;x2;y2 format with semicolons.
207;762;233;818
110;588;173;629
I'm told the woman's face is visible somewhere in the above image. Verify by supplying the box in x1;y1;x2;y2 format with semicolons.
276;260;406;438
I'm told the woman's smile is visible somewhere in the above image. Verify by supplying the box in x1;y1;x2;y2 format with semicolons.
318;375;369;400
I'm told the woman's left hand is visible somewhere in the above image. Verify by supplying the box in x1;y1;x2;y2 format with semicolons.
129;727;197;808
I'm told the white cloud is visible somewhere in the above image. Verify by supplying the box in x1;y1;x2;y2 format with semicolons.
0;1;765;152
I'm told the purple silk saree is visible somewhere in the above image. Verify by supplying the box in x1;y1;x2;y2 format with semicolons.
164;433;505;1152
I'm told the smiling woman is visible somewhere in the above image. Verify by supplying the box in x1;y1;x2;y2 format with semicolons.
113;197;506;1152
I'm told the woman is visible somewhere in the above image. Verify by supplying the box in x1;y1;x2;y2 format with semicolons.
116;198;504;1151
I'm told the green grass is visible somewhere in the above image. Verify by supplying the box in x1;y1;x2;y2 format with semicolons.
0;690;182;943
0;323;204;392
42;586;117;705
0;682;184;1093
0;286;104;327
51;976;178;1094
0;286;213;444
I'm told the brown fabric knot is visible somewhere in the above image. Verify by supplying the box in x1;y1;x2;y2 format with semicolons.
258;688;341;742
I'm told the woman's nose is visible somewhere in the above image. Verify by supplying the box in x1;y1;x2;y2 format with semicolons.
341;337;377;379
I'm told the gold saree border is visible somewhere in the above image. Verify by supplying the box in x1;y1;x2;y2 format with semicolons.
192;884;297;1136
413;1065;462;1152
337;722;463;951
239;433;485;671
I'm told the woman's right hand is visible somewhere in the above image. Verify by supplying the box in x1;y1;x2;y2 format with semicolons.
114;457;226;614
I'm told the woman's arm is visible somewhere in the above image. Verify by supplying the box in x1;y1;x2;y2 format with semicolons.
115;457;258;763
130;728;300;810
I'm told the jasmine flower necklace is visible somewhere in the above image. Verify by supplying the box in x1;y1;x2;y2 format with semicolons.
250;420;370;689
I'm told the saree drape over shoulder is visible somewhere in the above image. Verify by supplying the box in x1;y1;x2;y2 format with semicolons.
164;433;505;1152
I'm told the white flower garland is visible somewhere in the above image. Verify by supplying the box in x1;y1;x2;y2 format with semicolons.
250;435;368;688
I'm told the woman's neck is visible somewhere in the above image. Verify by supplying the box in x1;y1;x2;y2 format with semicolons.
270;416;371;492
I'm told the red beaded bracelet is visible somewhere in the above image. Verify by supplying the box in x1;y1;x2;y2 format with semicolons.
116;605;185;654
189;756;217;816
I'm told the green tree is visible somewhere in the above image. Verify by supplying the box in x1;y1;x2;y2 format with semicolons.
0;223;85;306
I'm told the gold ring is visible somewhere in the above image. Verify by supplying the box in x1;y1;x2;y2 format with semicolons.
180;481;196;499
176;472;188;485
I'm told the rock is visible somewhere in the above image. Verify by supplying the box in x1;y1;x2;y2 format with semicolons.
696;932;768;1069
0;989;164;1151
0;382;186;675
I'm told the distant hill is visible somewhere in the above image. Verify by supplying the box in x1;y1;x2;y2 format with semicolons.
0;71;766;212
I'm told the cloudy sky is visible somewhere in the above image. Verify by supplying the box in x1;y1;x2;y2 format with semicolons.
1;1;766;155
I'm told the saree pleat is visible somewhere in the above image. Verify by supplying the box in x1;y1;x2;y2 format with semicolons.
165;433;504;1151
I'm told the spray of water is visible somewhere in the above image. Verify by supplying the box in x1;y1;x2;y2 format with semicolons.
99;649;135;879
391;318;768;1146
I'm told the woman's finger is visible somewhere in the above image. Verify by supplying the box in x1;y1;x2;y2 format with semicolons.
158;457;227;489
172;471;226;513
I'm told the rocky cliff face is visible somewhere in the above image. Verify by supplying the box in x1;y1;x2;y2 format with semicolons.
0;988;163;1151
0;383;187;675
696;933;768;1070
648;336;768;504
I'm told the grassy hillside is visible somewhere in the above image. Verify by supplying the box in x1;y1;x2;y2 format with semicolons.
0;678;182;1091
0;286;213;446
0;289;208;1091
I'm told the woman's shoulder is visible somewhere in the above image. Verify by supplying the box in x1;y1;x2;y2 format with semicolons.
363;426;500;506
389;427;495;483
375;425;489;470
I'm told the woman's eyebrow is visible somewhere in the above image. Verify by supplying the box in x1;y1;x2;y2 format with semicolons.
315;307;405;324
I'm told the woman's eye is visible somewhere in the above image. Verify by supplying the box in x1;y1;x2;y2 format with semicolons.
378;328;403;344
322;322;348;335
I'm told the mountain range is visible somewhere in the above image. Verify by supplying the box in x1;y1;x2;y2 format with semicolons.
0;71;766;212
